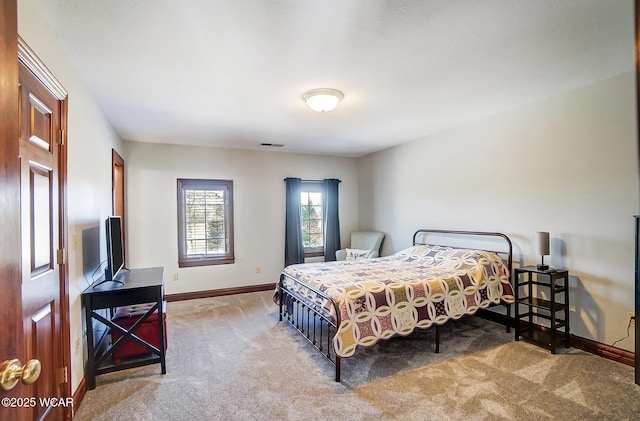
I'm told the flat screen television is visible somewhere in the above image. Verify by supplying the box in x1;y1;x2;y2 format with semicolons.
103;216;125;285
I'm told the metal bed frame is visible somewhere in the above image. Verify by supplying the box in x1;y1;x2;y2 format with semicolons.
278;229;513;382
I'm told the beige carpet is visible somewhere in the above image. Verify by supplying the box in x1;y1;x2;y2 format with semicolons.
74;291;640;420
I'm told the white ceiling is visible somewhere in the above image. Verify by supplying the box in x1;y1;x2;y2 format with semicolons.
31;0;634;158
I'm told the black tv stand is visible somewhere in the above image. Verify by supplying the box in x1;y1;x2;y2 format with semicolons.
82;266;166;389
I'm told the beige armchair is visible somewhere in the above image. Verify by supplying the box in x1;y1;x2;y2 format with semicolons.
335;231;385;261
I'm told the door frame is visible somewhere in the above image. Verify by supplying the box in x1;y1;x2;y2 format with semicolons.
112;149;126;265
18;37;72;418
635;0;640;386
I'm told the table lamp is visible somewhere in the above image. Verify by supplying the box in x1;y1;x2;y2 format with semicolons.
537;231;550;271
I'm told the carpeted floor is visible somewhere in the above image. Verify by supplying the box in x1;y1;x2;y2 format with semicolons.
74;291;640;420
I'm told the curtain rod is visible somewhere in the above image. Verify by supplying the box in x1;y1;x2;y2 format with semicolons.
283;178;341;183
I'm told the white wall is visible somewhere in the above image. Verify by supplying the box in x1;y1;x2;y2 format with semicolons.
123;142;359;294
358;72;639;351
18;0;125;394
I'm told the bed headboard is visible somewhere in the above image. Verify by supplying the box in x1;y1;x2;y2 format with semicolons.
412;229;513;280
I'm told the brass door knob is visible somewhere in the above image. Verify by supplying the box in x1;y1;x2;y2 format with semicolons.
0;359;41;391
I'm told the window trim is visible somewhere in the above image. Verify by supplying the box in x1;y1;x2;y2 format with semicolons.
177;178;235;267
300;181;324;257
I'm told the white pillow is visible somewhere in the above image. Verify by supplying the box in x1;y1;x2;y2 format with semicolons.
345;248;373;260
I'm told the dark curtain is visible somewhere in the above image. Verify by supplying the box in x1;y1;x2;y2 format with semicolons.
323;178;341;261
284;177;304;267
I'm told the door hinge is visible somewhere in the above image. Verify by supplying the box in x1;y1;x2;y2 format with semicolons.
57;248;65;265
57;129;65;146
58;366;68;384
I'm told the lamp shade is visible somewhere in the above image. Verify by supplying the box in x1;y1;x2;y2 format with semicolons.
537;231;550;256
303;88;344;112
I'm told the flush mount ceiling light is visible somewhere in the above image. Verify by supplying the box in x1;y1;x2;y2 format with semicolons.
303;88;344;112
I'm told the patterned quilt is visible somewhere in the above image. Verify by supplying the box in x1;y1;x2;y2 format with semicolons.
279;245;514;358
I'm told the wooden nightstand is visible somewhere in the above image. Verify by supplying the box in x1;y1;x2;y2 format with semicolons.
514;266;570;353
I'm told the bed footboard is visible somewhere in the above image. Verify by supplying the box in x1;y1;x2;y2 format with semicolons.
278;273;342;381
277;272;444;382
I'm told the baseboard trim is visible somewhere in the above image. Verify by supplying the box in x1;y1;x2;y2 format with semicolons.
165;283;275;302
475;309;635;368
72;377;86;418
571;334;635;367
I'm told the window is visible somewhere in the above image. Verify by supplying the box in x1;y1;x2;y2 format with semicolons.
300;182;323;257
177;179;234;267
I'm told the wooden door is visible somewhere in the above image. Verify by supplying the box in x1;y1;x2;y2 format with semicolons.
0;2;28;420
18;57;66;421
1;8;70;421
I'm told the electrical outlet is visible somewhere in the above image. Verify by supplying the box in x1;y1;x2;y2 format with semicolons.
628;312;635;328
255;266;261;273
75;337;81;354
